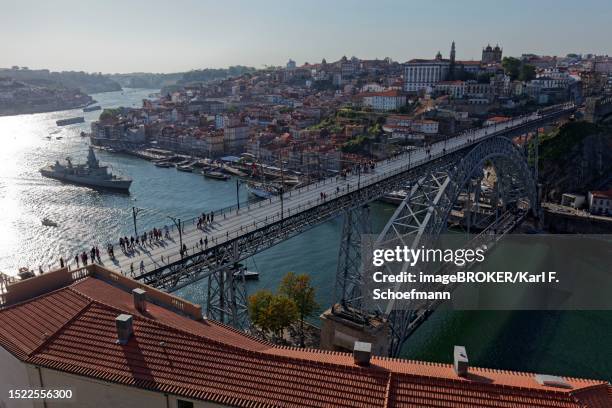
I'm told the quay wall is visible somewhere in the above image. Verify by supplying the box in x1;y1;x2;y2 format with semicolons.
543;208;612;233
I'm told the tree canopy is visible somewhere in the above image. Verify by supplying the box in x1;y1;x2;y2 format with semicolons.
248;272;317;345
502;57;536;82
279;272;318;347
502;57;522;80
519;64;536;82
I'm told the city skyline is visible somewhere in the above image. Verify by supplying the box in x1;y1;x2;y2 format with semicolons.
1;0;612;74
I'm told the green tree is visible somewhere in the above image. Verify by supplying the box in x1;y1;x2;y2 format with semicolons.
247;289;299;342
519;64;536;82
502;57;522;80
279;272;318;347
477;72;494;84
99;108;120;121
266;295;299;339
248;289;274;330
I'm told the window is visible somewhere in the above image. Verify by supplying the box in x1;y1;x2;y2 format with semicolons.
177;400;194;408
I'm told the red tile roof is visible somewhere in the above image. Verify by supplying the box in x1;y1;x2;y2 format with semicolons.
486;115;511;123
1;276;611;408
590;190;612;199
357;89;404;98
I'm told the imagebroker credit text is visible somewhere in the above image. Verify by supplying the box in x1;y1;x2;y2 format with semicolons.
372;271;559;285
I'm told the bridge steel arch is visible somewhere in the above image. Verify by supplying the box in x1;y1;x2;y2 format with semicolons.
370;136;537;356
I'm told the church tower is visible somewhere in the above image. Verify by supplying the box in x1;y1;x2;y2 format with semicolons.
449;41;456;80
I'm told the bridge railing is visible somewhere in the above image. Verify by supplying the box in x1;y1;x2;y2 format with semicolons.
135;128;484;273
193;102;575;220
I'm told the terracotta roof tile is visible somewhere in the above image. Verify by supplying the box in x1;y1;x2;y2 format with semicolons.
1;276;611;408
0;288;88;355
71;277;270;351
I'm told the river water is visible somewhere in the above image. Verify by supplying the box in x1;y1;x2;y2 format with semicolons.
0;89;609;380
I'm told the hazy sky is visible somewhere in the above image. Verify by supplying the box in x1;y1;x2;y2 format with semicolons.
1;0;611;74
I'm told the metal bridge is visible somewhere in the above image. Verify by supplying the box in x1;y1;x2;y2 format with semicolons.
95;103;575;353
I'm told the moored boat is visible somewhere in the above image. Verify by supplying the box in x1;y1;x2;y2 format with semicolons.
56;117;85;126
154;161;174;168
246;182;278;199
176;164;194;172
234;269;259;280
203;171;230;181
379;190;408;205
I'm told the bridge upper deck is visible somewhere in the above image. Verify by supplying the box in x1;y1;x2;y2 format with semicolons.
91;104;574;278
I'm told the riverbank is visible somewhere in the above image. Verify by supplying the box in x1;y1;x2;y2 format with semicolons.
0;100;92;117
543;202;612;233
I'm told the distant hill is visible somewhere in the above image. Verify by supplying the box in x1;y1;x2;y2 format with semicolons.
108;65;257;90
0;67;121;94
178;66;256;84
0;77;93;116
109;72;183;89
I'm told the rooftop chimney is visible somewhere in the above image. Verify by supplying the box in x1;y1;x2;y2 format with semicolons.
115;314;133;345
453;345;469;377
132;288;147;313
353;341;372;366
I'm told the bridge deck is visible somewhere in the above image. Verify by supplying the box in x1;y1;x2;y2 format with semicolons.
84;105;573;278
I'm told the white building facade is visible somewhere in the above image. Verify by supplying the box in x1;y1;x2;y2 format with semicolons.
404;58;450;93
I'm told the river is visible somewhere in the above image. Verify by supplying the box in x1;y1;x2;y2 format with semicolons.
0;88;609;381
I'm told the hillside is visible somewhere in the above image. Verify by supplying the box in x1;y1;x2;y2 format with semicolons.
0;77;92;116
0;67;121;94
109;66;257;90
538;121;612;201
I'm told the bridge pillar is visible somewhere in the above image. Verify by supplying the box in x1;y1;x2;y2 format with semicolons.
320;305;389;356
333;205;372;312
321;205;390;355
205;242;249;329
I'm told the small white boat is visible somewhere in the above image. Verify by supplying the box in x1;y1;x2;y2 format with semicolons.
176;164;193;172
246;182;278;199
154;161;174;168
380;190;409;205
233;269;259;280
42;218;58;227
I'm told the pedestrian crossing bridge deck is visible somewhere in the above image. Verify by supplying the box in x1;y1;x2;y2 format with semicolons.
93;104;575;291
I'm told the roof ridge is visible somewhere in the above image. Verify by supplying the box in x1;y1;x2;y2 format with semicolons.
27;298;94;358
569;382;612;396
382;371;393;408
67;290;278;359
0;281;84;311
207;318;273;347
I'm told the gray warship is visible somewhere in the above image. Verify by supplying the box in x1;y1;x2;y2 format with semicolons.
40;147;132;192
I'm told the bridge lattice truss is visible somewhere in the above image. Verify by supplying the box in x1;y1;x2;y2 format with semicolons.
336;136;539;356
134;107;572;330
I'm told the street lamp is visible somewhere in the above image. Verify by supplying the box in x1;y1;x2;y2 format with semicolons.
132;207;144;237
236;178;240;210
167;216;183;255
280;186;284;220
